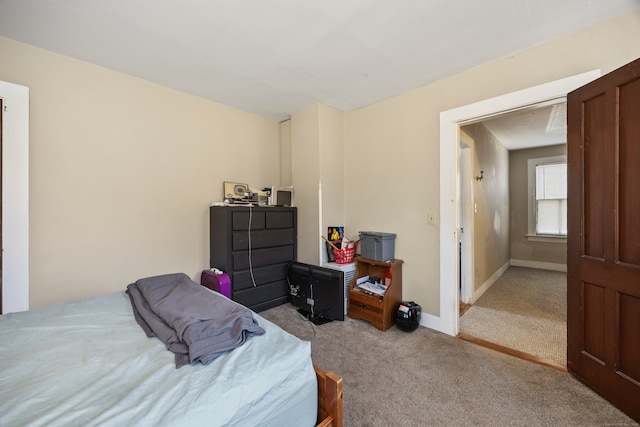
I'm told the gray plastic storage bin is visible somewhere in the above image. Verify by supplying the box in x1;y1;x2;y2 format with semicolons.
359;231;396;261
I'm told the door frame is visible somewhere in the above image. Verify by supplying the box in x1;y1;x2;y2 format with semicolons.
432;70;601;336
459;142;473;304
1;80;29;313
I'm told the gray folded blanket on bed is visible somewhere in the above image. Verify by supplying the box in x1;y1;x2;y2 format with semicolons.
126;272;265;368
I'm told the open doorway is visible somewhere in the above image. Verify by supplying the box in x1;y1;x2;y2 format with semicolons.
0;80;30;314
437;70;600;338
456;102;568;369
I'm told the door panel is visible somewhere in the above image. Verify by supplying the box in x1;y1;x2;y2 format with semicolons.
582;282;606;363
567;57;640;422
618;293;640;384
582;93;606;259
618;78;640;265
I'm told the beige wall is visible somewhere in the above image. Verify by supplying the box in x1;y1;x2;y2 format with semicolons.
3;9;640;315
290;104;322;264
0;37;281;309
290;103;345;265
317;105;347;263
343;9;640;316
510;144;567;266
462;123;510;293
279;119;292;186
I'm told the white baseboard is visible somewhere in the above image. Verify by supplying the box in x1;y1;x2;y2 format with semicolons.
471;261;510;304
419;312;454;335
510;259;567;272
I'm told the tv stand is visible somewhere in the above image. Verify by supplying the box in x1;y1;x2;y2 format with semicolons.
297;308;334;325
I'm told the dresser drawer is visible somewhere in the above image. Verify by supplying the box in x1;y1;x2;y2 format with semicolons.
233;245;295;270
233;280;288;308
266;210;295;229
349;290;384;311
348;290;385;328
232;263;289;290
232;229;295;250
232;211;265;230
349;305;382;325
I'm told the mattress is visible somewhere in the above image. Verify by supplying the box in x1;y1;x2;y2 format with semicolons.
0;291;317;427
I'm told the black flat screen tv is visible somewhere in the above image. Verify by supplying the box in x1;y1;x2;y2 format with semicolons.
287;262;344;325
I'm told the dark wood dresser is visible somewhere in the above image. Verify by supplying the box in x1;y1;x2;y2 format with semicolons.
209;206;297;312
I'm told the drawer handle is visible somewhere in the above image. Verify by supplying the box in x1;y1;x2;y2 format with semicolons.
359;302;369;310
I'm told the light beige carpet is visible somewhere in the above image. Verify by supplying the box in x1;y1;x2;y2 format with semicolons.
260;295;636;426
459;266;567;367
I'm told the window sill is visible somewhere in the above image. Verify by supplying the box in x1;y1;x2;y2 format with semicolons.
526;234;567;243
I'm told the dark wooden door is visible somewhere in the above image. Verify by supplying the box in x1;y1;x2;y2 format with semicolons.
567;58;640;422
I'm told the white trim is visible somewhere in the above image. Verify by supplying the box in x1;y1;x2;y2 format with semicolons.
438;70;600;337
527;154;567;237
1;80;30;313
525;234;567;243
510;259;567;272
418;311;450;333
318;181;324;265
459;145;474;304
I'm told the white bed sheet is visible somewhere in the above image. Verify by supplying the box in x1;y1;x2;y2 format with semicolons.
0;291;317;427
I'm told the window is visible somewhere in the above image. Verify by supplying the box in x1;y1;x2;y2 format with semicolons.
527;155;567;240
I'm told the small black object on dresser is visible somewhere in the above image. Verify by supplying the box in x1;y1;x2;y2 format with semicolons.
209;206;297;312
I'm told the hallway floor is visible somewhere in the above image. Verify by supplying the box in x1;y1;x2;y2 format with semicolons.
458;267;566;370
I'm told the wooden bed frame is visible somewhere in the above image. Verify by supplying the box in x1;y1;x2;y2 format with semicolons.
314;365;343;427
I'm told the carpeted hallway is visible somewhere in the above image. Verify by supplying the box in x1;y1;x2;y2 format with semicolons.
459;266;567;369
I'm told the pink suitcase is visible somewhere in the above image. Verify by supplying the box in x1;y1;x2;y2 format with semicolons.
200;269;231;299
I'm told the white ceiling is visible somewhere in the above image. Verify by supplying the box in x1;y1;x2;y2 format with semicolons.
480;100;568;150
0;0;638;127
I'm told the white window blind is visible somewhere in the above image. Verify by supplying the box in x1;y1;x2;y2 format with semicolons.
535;162;567;236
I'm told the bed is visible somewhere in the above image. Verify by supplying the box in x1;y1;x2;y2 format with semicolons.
0;273;342;427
